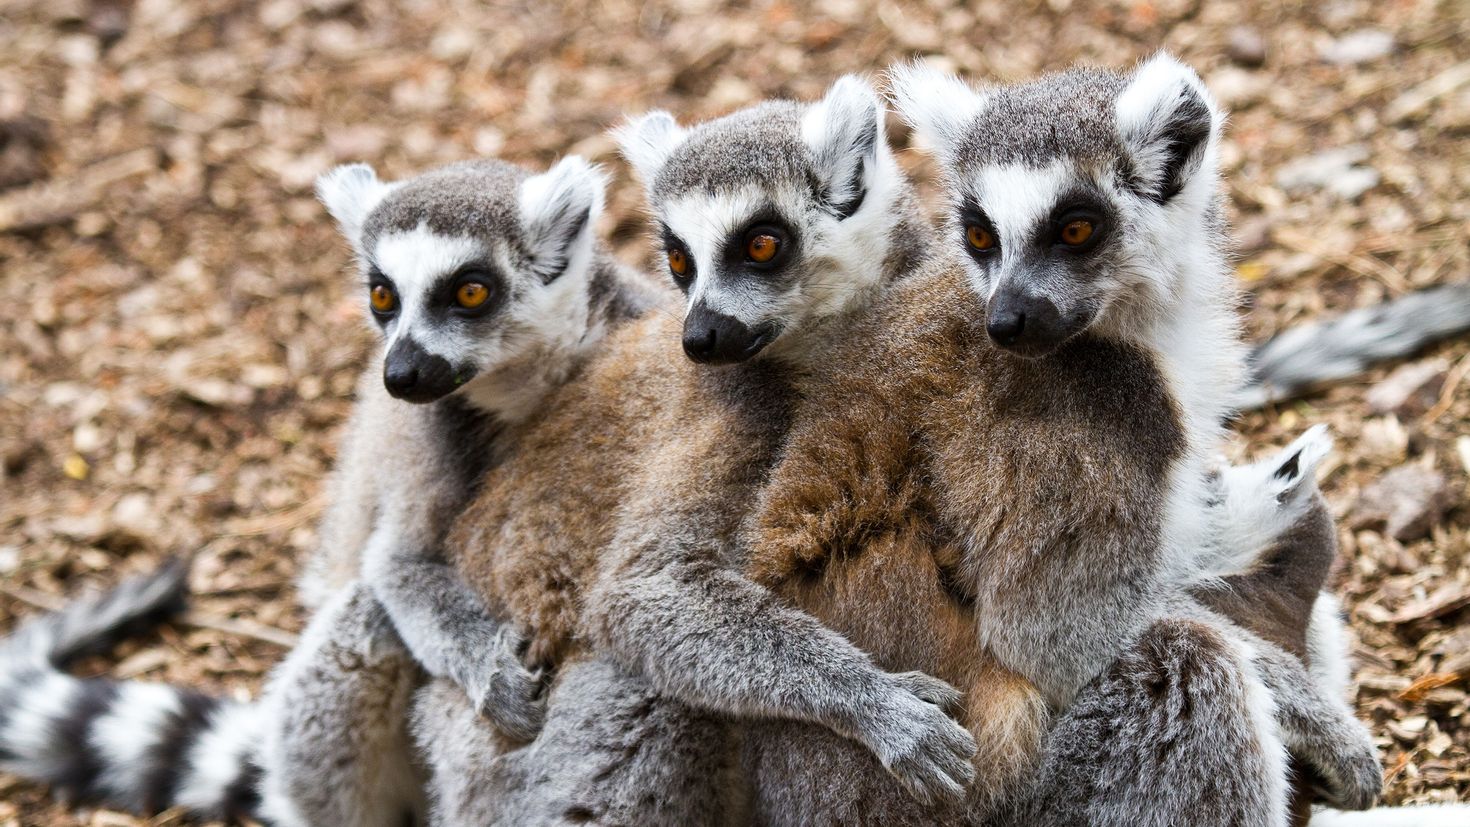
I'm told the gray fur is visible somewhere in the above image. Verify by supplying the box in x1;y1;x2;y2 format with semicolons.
648;102;816;202
414;658;747;826
605;80;977;806
258;156;656;825
1237;281;1470;408
952;69;1128;170
360;159;528;251
256;583;426;827
0;156;658;824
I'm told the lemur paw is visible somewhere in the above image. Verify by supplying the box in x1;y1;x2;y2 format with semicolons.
1310;731;1382;811
864;671;977;806
469;626;547;741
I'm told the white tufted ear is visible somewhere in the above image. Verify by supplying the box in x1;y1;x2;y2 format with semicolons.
614;111;687;187
886;61;987;158
519;155;606;283
1115;53;1223;204
316;163;394;245
801;75;884;218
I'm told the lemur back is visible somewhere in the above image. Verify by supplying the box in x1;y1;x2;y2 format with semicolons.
745;255;1187;820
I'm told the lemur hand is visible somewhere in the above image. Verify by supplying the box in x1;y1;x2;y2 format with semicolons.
857;670;978;806
463;625;546;741
1306;720;1381;811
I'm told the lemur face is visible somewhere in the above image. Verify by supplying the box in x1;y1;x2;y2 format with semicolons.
316;157;603;402
892;54;1223;358
618;76;898;365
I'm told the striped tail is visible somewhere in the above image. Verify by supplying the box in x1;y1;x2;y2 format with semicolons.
0;560;265;821
1236;282;1470;409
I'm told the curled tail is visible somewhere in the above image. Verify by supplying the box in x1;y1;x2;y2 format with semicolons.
0;561;264;820
1197;424;1335;584
1236;282;1470;409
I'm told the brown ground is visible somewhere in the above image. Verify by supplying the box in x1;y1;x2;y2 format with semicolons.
0;0;1466;823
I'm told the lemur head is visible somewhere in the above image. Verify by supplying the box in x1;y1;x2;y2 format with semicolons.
317;157;604;406
616;75;911;366
891;53;1225;358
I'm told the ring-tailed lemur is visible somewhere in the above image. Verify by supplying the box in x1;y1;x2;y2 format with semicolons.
0;155;660;825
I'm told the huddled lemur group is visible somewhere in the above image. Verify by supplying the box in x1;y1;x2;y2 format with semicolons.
8;54;1470;827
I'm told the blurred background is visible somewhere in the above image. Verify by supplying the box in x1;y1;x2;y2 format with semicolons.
0;0;1466;822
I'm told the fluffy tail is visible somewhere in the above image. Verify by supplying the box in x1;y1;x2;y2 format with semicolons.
0;561;264;820
1236;282;1470;409
1196;424;1334;583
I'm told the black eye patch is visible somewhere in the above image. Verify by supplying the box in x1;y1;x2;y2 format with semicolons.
718;210;798;273
660;224;695;290
426;263;509;320
956;200;1001;260
1033;187;1117;253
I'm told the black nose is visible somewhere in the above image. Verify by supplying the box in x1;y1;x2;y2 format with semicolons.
681;304;776;365
383;361;419;397
986;289;1068;357
382;337;462;403
986;309;1025;346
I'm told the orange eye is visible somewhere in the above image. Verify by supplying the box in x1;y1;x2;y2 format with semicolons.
1060;219;1094;246
370;284;396;314
667;249;689;277
746;234;779;263
456;282;490;309
966;225;995;251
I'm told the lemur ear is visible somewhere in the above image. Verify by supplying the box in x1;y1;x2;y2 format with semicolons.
801;75;883;219
316;163;393;245
1115;53;1223;204
615;111;686;186
519;155;605;284
1265;424;1332;505
886;61;987;158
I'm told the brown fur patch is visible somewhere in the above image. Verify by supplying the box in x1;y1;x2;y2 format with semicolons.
746;261;1187;812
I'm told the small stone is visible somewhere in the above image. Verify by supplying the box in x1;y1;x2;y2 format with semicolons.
1365;359;1448;417
86;2;131;48
1319;29;1395;66
72;421;105;453
1359;416;1409;465
183;378;252;408
1326;167;1381;201
1227;26;1267;67
1353;462;1453;542
1208;66;1268;109
112;492;158;537
1275;145;1380;200
62;453;90;480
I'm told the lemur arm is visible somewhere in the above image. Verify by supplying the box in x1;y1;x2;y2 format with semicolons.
1246;634;1381;811
362;521;545;741
584;485;977;806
